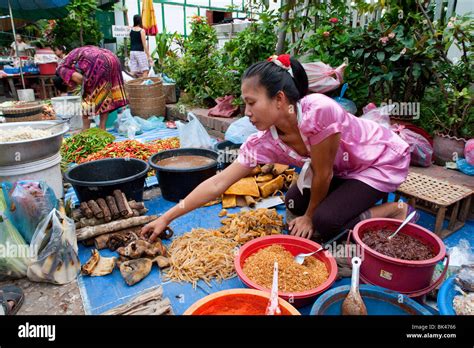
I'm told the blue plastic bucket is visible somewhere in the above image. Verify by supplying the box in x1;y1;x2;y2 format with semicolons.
310;284;432;315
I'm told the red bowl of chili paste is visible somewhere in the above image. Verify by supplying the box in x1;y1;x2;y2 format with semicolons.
183;289;300;315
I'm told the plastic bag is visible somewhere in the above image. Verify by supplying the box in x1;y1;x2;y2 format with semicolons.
391;124;433;167
465;139;474;165
2;181;58;244
224;116;258;144
360;104;394;128
457;158;474;176
134;116;166;131
27;209;80;284
176;112;213;149
303;61;346;93
114;109;143;139
0;188;28;281
333;83;357;115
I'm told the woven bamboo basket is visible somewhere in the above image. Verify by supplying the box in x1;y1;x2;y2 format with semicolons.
125;77;166;118
1;102;44;122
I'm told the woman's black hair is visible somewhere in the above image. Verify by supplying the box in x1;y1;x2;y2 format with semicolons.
52;45;67;53
133;15;143;27
53;75;68;93
242;57;308;104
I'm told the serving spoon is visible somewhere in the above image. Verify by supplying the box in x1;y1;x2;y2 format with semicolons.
342;257;367;315
294;229;349;265
387;210;417;240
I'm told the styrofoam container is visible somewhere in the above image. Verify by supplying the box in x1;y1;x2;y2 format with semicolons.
51;96;81;119
17;89;35;102
0;152;63;198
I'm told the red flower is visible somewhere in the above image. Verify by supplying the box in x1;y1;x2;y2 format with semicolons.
323;31;330;37
277;54;291;68
329;17;338;23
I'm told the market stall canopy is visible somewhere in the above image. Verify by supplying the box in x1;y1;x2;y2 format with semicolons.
0;0;70;21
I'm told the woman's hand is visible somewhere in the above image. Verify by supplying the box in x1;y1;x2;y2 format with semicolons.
140;216;169;242
288;215;314;239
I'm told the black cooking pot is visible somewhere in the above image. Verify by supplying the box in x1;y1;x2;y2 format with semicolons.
65;158;149;202
149;148;218;202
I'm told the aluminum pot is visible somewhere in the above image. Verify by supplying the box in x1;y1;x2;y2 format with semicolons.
0;120;69;166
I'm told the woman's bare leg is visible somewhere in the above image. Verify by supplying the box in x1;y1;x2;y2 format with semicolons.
99;112;109;130
82;116;91;130
142;69;149;78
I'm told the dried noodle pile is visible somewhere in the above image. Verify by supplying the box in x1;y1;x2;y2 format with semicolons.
164;228;238;288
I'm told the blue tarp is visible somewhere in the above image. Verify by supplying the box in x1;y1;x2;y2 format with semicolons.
75;190;473;315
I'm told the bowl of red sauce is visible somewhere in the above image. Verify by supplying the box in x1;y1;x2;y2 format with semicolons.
183;289;301;315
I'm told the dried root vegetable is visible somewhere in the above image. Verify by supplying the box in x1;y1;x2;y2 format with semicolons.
80;202;93;219
106;196;120;219
88;200;104;219
220;208;284;244
97;198;111;222
164;229;238;288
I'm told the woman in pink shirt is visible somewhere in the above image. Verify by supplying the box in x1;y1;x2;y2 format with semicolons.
142;55;411;242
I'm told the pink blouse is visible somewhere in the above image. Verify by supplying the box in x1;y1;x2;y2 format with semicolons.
237;93;410;193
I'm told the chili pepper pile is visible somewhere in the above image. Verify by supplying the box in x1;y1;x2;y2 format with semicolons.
78;137;180;163
61;128;115;164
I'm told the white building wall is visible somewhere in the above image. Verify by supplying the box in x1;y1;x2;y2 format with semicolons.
118;0;282;54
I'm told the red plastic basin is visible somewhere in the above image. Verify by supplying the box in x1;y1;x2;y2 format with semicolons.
235;235;338;307
351;218;448;297
39;62;57;75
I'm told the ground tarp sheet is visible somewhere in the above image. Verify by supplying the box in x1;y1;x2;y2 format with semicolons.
75;191;473;315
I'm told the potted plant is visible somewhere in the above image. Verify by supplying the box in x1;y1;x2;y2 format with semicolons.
422;14;473;165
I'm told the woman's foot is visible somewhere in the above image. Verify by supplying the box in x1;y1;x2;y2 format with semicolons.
363;202;419;223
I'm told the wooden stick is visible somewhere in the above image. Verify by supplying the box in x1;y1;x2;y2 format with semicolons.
97;198;111;222
88;200;104;219
122;192;134;218
102;286;167;315
78;216;106;228
106;195;120;220
76;215;157;241
72;209;84;221
132;208;148;217
128;201;145;210
80;202;93;219
114;190;128;216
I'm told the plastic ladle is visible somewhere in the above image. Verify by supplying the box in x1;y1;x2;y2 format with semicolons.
342;257;367;315
387;210;417;240
266;261;281;315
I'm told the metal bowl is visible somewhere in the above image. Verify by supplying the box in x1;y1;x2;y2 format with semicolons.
0;120;69;166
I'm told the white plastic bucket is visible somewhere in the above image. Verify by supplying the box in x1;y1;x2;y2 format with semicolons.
0;152;63;198
17;89;35;102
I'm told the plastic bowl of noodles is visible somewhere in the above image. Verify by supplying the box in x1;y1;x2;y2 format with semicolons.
235;235;338;307
183;288;300;315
